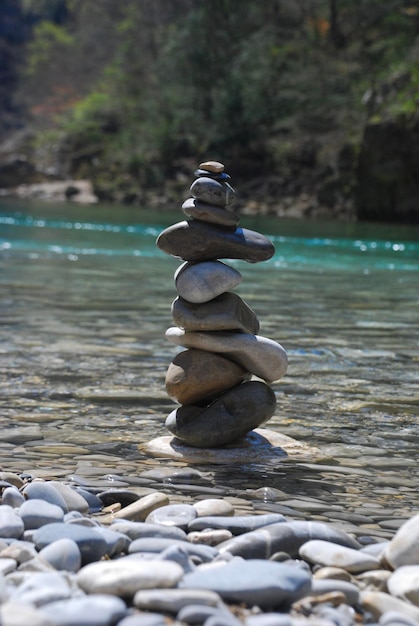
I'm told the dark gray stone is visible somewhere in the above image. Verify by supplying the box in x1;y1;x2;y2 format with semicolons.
190;177;234;207
171;293;260;334
156;220;275;263
165;381;277;448
32;523;108;565
218;521;361;559
182;197;239;227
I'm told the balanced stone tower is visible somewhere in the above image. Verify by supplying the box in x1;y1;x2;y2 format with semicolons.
156;161;288;448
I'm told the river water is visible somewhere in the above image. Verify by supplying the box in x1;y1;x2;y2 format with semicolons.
0;199;418;534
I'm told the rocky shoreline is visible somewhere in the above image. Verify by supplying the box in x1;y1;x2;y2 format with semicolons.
0;469;418;626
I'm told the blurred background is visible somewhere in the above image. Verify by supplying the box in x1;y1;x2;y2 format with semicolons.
1;0;419;222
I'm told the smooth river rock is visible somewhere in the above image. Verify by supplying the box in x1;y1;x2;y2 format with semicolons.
174;261;242;304
182;198;239;227
180;559;311;609
299;539;381;573
171;293;260;334
384;513;419;568
387;565;419;606
165;328;287;382
190;177;235;207
156;220;275;263
165;349;250;405
165;381;277;447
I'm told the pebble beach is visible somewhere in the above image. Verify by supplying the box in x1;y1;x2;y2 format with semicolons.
0;467;418;626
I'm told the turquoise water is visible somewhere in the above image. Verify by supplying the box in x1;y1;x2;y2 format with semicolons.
0;199;418;527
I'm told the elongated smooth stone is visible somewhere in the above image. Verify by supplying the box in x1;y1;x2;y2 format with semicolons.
182;198;239;227
172;293;260;334
165;381;276;448
165;349;250;405
165;328;287;383
174;261;242;304
156;220;275;263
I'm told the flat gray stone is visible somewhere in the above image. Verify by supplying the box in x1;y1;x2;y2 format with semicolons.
165;349;249;405
110;520;187;541
165;381;276;447
156;220;275;263
172;292;259;334
143;428;320;465
218;520;361;559
77;558;183;597
180;558;311;609
299;539;380;573
133;588;221;613
166;328;287;382
182;197;239;227
174;260;242;304
190;177;234;207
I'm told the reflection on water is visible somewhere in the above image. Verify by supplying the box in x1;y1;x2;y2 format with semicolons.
0;200;418;531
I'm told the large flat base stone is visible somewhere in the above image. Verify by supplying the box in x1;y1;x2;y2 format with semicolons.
142;428;321;465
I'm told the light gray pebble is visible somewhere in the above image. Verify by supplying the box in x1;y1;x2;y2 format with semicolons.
0;505;24;539
193;499;234;518
129;537;218;563
110;520;187;541
188;513;286;536
38;538;82;572
93;527;130;557
180;558;311;609
384;513;419;568
361;541;389;558
133;588;222;613
19;499;64;529
188;529;233;546
39;594;127;626
33;522;108;565
146;503;197;530
48;481;90;514
22;483;69;513
9;571;72;606
299;539;381;573
387;565;419;606
0;542;37;563
158;544;196;572
0;601;56;626
2;487;25;508
0;558;16;575
118;612;168;626
77;558;183;597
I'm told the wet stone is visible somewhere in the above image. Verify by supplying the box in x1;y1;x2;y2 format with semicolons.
172;292;260;334
156;220;275;263
174;260;242;304
145;503;197;530
165;328;288;382
190;177;234;207
182;198;239;227
165;349;250;406
165;381;277;448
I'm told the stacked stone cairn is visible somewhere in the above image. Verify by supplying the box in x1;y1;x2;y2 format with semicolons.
156;161;288;448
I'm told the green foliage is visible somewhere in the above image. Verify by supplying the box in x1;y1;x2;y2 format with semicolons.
25;21;74;76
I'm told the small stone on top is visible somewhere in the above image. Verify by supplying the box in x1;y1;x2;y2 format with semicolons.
199;161;224;174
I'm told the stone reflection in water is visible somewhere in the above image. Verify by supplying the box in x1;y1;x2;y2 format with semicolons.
0;199;418;526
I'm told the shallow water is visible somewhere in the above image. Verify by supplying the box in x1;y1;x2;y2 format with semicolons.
0;200;418;534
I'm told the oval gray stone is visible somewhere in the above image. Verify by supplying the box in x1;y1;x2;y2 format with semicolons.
182;198;239;227
174;260;242;304
38;538;82;572
128;538;218;562
165;381;277;447
188;513;286;536
39;594;128;626
172;293;259;334
384;513;419;569
387;565;419;606
165;349;250;405
190;177;234;207
165;328;287;382
19;499;64;530
299;539;380;573
23;483;69;513
146;504;197;530
0;505;24;539
218;521;361;559
32;523;108;565
133;588;222;613
156;220;275;263
10;571;72;607
193;499;234;518
180;559;311;609
77;558;184;596
110;520;187;541
2;487;25;508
